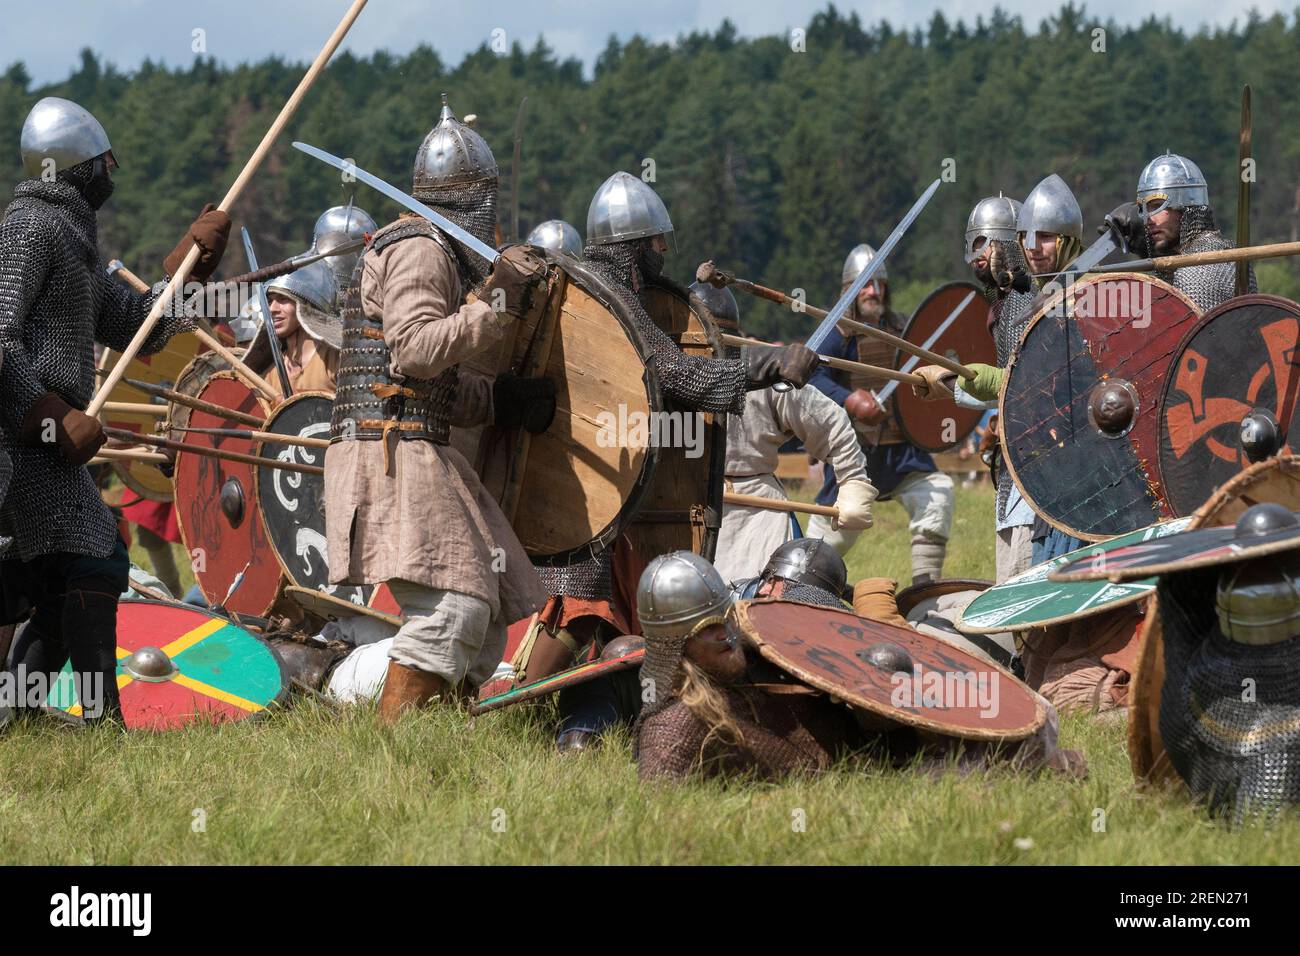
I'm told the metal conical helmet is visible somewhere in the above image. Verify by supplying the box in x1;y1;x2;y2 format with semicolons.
761;538;847;597
266;260;337;317
313;204;377;289
1017;174;1083;249
1136;152;1209;218
412;93;499;197
688;280;740;334
841;242;887;288
637;551;733;642
965;194;1021;263
20;96;112;178
525;219;582;258
585;171;674;246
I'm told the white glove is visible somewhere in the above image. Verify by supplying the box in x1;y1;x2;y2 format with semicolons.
832;478;877;531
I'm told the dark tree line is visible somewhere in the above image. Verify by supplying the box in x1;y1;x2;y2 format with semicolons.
3;4;1299;338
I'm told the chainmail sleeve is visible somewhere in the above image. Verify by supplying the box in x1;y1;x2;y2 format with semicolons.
0;212;57;430
635;700;712;782
94;271;189;356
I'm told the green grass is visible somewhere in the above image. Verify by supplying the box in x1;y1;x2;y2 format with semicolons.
9;481;1289;864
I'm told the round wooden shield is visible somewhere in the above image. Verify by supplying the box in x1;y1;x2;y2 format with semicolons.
173;372;283;616
734;599;1046;741
632;277;727;561
97;330;204;502
253;392;372;606
452;255;660;564
894;281;996;452
469;647;645;716
895;577;991;618
1156;295;1300;518
284;586;401;628
1129;455;1300;786
46;599;287;731
956;518;1193;634
1002;274;1200;540
164;350;231;441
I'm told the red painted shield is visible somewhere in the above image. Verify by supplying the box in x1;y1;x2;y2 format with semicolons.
1002;274;1200;540
734;599;1045;741
894;281;996;451
1156;295;1300;517
173;372;283;616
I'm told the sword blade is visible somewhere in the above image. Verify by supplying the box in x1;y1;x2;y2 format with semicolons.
292;141;500;266
1062;232;1118;278
241;227;293;399
806;178;942;354
877;288;978;404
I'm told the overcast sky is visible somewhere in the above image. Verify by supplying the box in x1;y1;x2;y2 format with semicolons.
0;0;1283;85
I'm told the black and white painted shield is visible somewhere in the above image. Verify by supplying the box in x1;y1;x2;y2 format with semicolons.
254;392;372;607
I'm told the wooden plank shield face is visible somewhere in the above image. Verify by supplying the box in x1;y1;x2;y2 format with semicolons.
894;281;995;451
1157;295;1300;517
735;599;1045;741
173;372;283;616
47;600;287;731
1002;274;1200;540
254;392;372;606
957;518;1193;634
631;279;726;561
97;331;203;501
455;257;658;564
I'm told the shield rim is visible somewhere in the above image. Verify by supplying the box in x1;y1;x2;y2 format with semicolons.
1048;522;1300;583
895;577;992;618
488;253;666;567
894;280;993;452
1153;293;1300;518
1000;273;1199;542
956;518;1194;634
735;597;1047;741
171;370;282;617
283;585;401;628
469;648;645;716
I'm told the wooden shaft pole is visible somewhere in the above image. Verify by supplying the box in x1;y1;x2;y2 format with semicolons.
723;491;839;519
168;424;331;449
103;401;168;417
91;448;170;464
123;377;264;427
103;427;323;476
87;0;369;416
720;333;926;387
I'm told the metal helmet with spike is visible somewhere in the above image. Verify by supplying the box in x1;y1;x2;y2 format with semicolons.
412;93;499;196
964;194;1022;263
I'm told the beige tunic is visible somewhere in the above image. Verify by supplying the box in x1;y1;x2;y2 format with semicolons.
714;385;868;583
324;220;547;622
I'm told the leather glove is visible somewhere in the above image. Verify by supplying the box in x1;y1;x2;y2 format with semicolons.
493;373;557;434
832;478;877;531
20;392;105;466
844;388;886;424
164;203;232;284
961;363;1004;403
1100;201;1145;254
745;343;819;389
482;245;548;318
911;365;957;402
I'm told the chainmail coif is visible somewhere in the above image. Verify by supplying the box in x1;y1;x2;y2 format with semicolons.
1140;205;1256;312
0;178;187;560
1157;566;1300;823
412;179;498;289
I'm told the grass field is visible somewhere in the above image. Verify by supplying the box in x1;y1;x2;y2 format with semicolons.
4;480;1298;865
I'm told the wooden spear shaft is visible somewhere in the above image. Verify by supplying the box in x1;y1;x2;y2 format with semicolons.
723;491;839;519
720;333;926;387
103;427;323;476
168;424;331;449
1091;239;1300;274
87;0;369;417
91;447;170;464
122;377;263;427
697;260;974;378
104;401;168;417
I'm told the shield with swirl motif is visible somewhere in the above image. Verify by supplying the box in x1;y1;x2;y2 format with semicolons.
253;392;372;606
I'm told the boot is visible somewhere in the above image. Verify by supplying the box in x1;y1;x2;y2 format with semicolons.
377;661;449;723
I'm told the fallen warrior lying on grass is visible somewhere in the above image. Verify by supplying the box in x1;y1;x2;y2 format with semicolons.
633;551;1085;783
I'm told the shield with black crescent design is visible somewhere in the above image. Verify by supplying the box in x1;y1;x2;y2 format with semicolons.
45;599;287;731
1129;455;1300;786
97;331;204;502
957;518;1194;634
1001;274;1200;540
254;392;372;607
470;646;645;716
733;599;1046;741
894;281;996;452
173;371;284;617
1156;295;1300;518
450;253;660;565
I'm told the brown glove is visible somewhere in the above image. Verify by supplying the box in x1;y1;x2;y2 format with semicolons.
844;387;885;424
164;203;232;285
20;392;105;466
481;245;548;318
910;365;956;402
